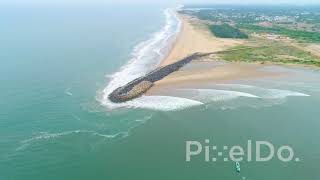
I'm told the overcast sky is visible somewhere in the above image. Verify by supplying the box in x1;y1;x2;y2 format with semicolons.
1;0;319;5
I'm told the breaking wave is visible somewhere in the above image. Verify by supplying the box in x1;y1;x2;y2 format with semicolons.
107;95;204;111
212;84;310;99
261;89;310;99
177;89;259;102
173;86;310;110
100;8;182;111
98;7;312;112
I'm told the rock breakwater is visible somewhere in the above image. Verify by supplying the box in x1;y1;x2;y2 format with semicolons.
108;52;211;103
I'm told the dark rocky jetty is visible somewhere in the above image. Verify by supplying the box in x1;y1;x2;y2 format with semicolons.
108;52;211;103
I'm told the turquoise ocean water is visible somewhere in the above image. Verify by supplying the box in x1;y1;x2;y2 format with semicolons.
1;4;320;180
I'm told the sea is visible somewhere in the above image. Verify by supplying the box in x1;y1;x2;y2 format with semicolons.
1;4;320;180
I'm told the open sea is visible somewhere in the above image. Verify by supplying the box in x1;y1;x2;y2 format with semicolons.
1;4;320;180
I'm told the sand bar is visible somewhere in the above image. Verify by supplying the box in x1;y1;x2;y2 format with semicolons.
150;13;284;93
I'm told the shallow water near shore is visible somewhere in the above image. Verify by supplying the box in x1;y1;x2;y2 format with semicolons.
1;4;320;180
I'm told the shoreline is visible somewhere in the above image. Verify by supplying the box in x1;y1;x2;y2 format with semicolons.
149;12;280;93
149;11;320;94
107;10;314;102
108;53;209;103
159;13;244;66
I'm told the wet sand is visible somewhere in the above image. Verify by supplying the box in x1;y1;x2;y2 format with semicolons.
149;13;283;94
147;61;284;95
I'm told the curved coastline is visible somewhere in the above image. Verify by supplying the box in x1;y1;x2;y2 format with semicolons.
105;8;264;104
102;8;182;106
106;9;246;103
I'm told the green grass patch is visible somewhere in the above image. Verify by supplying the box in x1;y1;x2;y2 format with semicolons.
220;44;320;67
209;24;248;39
239;24;320;43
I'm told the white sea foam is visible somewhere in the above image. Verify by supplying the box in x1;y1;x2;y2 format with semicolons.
65;88;73;96
16;115;153;151
20;130;120;145
99;6;312;112
16;130;127;151
100;8;182;111
107;95;204;111
216;84;256;89
174;87;310;110
17;130;130;151
212;84;311;99
261;89;310;99
178;89;260;102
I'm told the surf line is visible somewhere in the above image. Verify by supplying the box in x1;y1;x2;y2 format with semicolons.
108;52;213;103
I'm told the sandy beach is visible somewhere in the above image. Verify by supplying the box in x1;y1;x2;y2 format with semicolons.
149;14;283;94
160;14;243;66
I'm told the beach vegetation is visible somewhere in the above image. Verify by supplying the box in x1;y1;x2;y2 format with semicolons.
209;24;248;39
219;42;320;67
239;24;320;43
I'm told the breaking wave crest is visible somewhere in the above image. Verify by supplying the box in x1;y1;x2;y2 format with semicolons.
98;6;311;112
261;89;310;99
107;95;204;111
213;84;310;99
100;8;181;111
177;89;259;102
173;86;310;110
